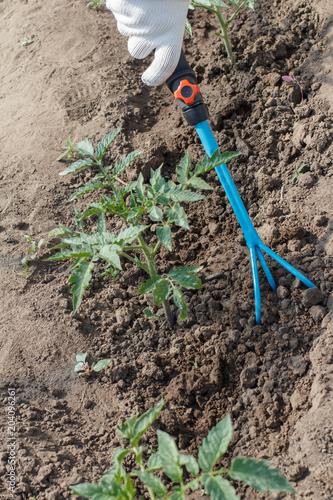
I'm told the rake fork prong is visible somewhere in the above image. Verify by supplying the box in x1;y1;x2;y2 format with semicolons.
259;242;316;289
255;246;277;291
249;246;261;324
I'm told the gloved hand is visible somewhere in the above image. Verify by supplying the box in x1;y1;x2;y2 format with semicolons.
106;0;189;86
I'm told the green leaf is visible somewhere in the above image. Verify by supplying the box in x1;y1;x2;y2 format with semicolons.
67;180;108;202
172;287;187;321
138;276;162;295
135;173;145;202
188;177;213;190
165;203;189;230
201;475;239;500
148;205;163;222
131;400;163;447
169;266;203;290
116;225;148;246
198;415;233;471
211;149;241;168
74;206;84;232
99;245;122;270
152;280;170;306
118;415;138;441
45;249;90;261
69;483;103;497
170;492;185;500
97;213;106;234
76;353;88;362
69;261;94;314
113;151;142;177
136;472;166;496
156;225;172;251
95;128;122;159
185;18;192;36
169;189;205;202
75;138;95;157
243;0;254;10
157;430;182;482
177;149;190;185
93;359;111;372
147;453;163;471
229;457;296;493
143;308;154;318
150;165;163;190
59;158;95;176
179;454;199;476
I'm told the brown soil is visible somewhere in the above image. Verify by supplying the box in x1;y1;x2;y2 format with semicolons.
1;0;333;499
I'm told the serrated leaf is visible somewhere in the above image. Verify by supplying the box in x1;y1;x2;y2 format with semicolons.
157;430;182;482
150;165;163;190
131;400;163;447
59;158;95;176
177;149;190;185
165;203;189;230
75;138;95;157
172;287;187;321
95;128;122;159
99;245;122;270
67;180;108;202
152;280;170;306
69;261;94;314
116;225;148;245
201;475;239;500
188;177;213;190
93;359;111;372
229;457;296;493
136;472;167;496
113;151;142;177
211;149;241;168
198;415;233;471
74;206;84;232
45;249;90;261
169;266;203;290
148;205;163;222
138;276;162;294
156;225;172;251
135;173;145;202
169;189;205;202
170;492;185;500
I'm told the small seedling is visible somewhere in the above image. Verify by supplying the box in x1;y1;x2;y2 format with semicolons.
56;135;75;162
47;128;240;325
74;352;111;377
21;35;35;46
87;0;105;9
70;400;296;499
143;308;163;322
189;359;198;368
189;0;255;65
18;235;45;279
282;75;304;103
290;163;309;183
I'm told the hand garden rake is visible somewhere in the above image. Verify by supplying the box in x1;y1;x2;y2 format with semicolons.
166;52;315;323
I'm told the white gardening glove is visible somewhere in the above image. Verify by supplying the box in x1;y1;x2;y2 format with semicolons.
106;0;189;86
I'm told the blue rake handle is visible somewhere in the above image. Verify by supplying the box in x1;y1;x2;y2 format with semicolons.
196;121;315;323
166;51;315;323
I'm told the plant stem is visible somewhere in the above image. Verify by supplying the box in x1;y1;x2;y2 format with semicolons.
137;235;175;326
226;1;245;25
214;6;236;65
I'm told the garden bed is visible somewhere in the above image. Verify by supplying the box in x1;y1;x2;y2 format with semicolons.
0;0;332;498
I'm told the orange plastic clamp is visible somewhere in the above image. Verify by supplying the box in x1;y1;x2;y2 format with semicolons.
174;79;200;106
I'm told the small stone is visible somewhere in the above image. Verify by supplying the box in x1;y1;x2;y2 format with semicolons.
289;356;308;375
208;222;219;235
240;363;258;389
302;287;324;307
277;285;289;299
297;171;315;188
310;305;326;323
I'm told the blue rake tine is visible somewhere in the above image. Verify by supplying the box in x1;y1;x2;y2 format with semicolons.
255;247;277;291
194;120;315;323
249;246;261;324
259;242;315;289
